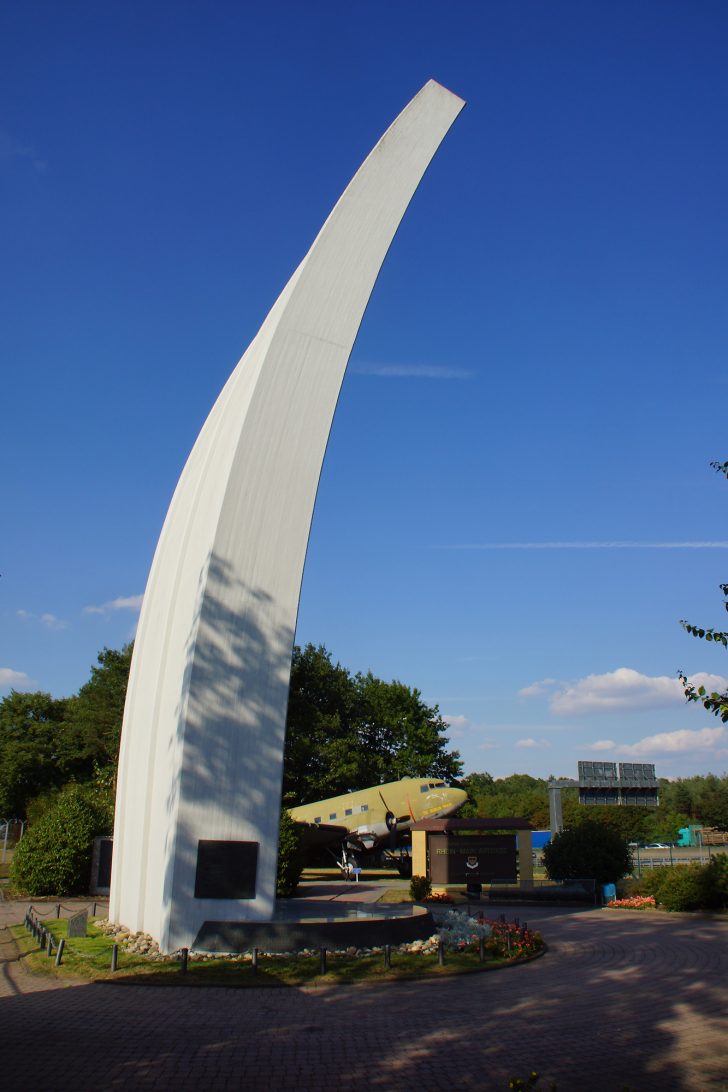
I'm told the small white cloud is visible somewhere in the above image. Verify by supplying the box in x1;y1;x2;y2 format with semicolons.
519;678;557;699
0;130;46;172
479;740;498;751
0;668;33;690
40;613;68;631
547;668;728;717
17;609;68;630
516;738;550;749
84;594;143;616
586;739;617;752
354;363;472;379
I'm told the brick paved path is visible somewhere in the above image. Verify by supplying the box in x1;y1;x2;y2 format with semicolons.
2;901;728;1091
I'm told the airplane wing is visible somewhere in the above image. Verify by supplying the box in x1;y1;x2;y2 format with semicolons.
294;821;350;850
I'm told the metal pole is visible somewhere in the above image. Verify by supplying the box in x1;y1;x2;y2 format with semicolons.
478;936;485;963
1;821;8;864
111;944;118;972
46;933;53;957
55;938;65;967
56;904;61;918
438;940;445;966
251;947;258;974
180;948;188;973
384;944;391;969
319;947;327;975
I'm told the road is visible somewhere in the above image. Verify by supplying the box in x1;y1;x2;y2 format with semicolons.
2;896;728;1090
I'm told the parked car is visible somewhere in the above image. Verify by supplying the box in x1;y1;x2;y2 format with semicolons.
643;842;671;849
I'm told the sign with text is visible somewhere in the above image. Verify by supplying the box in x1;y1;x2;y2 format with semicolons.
428;834;518;885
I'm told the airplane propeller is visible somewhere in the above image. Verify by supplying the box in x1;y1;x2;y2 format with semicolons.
379;791;399;850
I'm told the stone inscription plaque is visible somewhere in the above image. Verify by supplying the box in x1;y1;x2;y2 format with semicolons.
194;840;258;899
428;834;517;885
68;910;88;938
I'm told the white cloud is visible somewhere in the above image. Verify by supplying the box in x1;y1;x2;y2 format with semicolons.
40;613;68;630
516;738;550;749
0;668;33;690
84;594;143;616
588;726;728;757
354;363;472;379
519;678;557;699
16;609;68;630
520;668;728;717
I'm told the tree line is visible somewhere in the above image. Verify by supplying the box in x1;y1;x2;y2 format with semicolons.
461;770;728;842
0;642;462;822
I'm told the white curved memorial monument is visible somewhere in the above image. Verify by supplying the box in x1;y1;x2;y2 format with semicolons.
110;80;465;952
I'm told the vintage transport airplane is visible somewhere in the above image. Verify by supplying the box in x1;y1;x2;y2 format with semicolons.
289;776;468;876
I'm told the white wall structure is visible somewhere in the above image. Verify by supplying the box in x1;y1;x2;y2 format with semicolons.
110;80;465;953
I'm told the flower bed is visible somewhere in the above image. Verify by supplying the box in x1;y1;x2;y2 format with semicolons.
606;895;656;910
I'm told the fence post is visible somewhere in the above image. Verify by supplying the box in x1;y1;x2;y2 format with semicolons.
384;944;391;969
319;947;327;975
479;936;485;963
111;944;118;972
55;938;65;967
46;933;53;957
180;948;188;974
251;947;258;975
56;904;61;918
438;940;445;966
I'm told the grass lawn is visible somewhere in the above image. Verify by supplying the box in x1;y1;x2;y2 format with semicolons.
12;916;540;989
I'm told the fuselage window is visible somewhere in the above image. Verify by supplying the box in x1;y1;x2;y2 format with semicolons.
314;817;321;824
329;812;336;820
345;808;352;816
360;804;369;812
420;785;429;793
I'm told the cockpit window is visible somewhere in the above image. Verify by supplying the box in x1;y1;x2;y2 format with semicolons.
434;782;445;787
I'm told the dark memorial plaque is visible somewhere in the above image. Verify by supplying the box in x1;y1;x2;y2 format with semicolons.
194;840;258;899
428;834;517;885
68;910;88;938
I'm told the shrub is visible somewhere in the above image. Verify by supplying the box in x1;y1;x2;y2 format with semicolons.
276;808;304;897
409;874;432;901
543;820;632;887
10;783;110;896
649;863;713;911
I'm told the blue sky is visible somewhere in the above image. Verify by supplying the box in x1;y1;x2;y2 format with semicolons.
2;1;728;780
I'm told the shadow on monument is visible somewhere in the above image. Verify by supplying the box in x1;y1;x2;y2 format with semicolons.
161;552;293;944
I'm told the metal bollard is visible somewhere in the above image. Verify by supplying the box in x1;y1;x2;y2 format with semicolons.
479;936;485;963
46;933;53;957
180;948;188;974
438;940;445;966
384;944;391;969
56;904;61;918
111;944;118;972
319;946;327;975
92;902;97;917
251;947;258;974
55;938;65;967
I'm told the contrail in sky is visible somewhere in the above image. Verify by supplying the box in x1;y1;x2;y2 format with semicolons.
434;541;728;550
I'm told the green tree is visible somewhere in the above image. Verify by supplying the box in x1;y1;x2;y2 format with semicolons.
543;820;632;887
283;644;462;803
62;643;133;777
10;782;112;896
679;460;728;721
0;691;71;816
276;808;304;896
